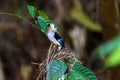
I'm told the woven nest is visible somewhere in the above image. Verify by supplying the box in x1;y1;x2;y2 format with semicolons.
36;44;80;80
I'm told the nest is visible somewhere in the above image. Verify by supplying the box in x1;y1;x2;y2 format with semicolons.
36;44;80;80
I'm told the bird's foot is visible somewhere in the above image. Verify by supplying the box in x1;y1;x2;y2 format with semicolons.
52;44;62;52
53;44;58;49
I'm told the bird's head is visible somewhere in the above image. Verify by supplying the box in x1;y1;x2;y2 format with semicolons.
47;23;57;31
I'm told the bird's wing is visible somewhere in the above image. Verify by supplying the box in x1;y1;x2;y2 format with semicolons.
54;32;62;40
54;32;64;46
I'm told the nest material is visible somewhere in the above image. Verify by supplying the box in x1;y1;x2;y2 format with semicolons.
36;44;80;80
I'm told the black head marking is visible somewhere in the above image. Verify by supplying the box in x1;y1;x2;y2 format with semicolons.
47;24;51;27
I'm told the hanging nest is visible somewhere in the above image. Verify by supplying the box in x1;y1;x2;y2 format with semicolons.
35;43;81;80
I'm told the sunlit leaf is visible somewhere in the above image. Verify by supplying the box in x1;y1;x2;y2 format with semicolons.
93;35;120;59
46;60;67;80
71;7;102;32
27;5;37;18
105;45;120;67
38;10;49;19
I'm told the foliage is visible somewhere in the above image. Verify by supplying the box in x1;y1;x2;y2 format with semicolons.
27;5;97;80
27;5;60;34
71;7;102;32
46;59;97;80
67;60;97;80
46;60;67;80
105;45;120;67
27;5;37;18
93;35;120;67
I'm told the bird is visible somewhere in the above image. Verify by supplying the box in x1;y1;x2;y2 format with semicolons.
47;23;64;51
27;5;64;51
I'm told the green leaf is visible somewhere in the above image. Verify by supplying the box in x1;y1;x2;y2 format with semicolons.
27;5;37;18
46;59;97;80
38;10;49;19
58;74;68;80
27;5;60;34
35;16;60;34
69;71;85;80
93;35;120;59
27;5;48;19
68;60;97;80
105;45;120;67
64;78;72;80
72;61;97;80
46;60;67;80
71;7;102;32
36;16;55;33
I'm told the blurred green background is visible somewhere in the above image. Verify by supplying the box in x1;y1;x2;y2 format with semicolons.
0;0;119;80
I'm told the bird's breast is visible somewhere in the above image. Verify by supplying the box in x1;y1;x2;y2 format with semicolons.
47;31;60;45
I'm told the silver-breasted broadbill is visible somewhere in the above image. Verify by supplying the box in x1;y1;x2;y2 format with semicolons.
27;5;64;51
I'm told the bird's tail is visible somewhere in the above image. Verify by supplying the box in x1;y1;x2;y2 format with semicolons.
57;45;64;51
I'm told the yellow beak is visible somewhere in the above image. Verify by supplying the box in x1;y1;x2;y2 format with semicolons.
48;26;51;30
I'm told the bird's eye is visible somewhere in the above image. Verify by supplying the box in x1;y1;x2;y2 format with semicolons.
47;24;51;30
47;24;50;27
